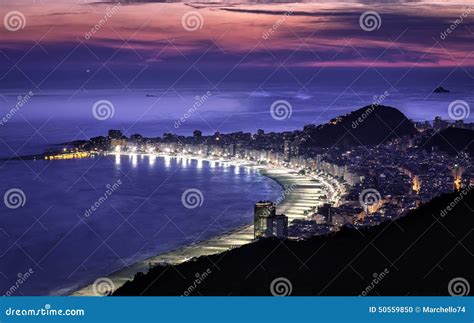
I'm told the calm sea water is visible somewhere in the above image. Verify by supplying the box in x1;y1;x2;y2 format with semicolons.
0;155;282;295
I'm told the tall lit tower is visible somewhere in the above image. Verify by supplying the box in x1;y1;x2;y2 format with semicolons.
254;201;276;239
284;140;291;162
275;214;288;238
452;164;463;191
412;175;421;194
254;202;288;239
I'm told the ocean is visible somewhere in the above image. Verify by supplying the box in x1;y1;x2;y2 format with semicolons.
0;155;282;295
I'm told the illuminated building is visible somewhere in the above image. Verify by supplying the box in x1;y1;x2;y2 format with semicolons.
254;201;288;239
331;214;344;227
284;140;291;162
130;134;143;142
433;116;449;132
90;136;109;150
110;139;126;150
275;214;288;238
412;175;421;194
45;152;90;160
254;201;276;239
317;203;333;223
452;164;463;191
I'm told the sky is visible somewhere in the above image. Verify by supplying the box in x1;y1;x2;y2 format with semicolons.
0;0;473;90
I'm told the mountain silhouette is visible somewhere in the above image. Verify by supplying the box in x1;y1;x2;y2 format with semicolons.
298;105;416;149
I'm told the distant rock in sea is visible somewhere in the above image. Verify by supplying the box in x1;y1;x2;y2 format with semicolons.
433;86;450;93
146;94;158;97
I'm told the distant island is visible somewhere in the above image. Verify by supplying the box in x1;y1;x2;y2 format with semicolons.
433;86;450;93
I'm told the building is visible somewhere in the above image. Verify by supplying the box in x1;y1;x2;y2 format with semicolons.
284;140;291;162
226;144;235;157
254;201;275;238
254;201;288;239
274;214;288;238
317;203;333;223
110;138;126;151
90;136;109;150
452;164;463;191
433;117;449;132
130;134;143;142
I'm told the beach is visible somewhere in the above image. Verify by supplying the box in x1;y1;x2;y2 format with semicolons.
71;155;333;296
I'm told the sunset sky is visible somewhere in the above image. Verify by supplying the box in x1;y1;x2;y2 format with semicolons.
0;0;473;89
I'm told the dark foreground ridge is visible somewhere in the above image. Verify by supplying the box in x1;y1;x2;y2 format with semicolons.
114;189;474;296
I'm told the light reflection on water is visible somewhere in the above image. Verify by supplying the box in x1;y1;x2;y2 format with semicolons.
149;154;156;166
164;155;171;168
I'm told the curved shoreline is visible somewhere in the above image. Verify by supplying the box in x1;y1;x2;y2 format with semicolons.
70;154;332;296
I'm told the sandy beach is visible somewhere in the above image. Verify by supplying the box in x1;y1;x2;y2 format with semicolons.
71;155;331;296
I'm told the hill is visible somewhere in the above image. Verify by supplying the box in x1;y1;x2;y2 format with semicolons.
114;188;473;296
299;105;416;149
